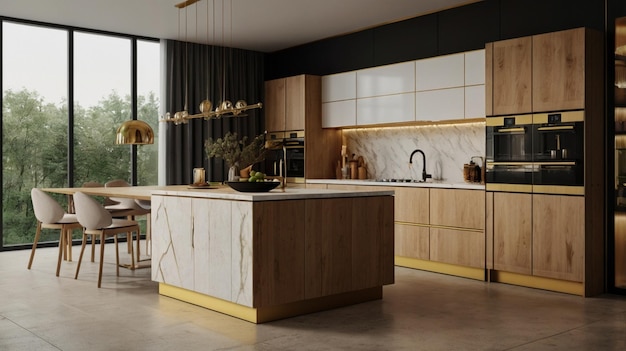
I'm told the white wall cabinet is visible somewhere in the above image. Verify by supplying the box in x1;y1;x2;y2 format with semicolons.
321;49;486;128
322;100;356;128
322;71;356;102
415;53;464;91
465;50;486;86
465;85;486;119
357;61;415;98
416;88;464;121
357;93;415;125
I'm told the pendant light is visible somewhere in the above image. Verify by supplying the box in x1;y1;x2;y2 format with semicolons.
163;0;262;125
115;120;155;145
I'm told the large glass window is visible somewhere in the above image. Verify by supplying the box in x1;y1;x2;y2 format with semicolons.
1;20;159;249
2;22;69;246
73;32;132;186
137;40;159;186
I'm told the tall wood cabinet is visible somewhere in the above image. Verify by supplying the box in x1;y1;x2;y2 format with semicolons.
486;28;590;116
485;27;604;296
265;75;308;132
489;36;532;115
264;74;342;180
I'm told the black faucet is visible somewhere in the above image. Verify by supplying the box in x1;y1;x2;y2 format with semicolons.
409;149;432;182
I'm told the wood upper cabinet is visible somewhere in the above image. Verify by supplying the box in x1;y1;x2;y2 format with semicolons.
491;36;532;115
532;28;586;112
532;194;584;282
493;192;532;275
264;78;286;132
488;28;595;116
264;74;309;132
285;75;306;131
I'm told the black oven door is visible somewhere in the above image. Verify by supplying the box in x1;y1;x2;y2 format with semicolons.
486;115;534;188
485;162;535;186
533;162;583;187
532;111;584;188
284;138;305;180
487;115;533;163
264;148;284;178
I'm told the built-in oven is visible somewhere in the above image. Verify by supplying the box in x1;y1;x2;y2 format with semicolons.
486;114;534;189
264;131;305;183
532;111;584;191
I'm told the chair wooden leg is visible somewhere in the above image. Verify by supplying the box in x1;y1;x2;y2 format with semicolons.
136;226;141;263
74;230;88;280
98;232;105;288
115;234;120;277
130;229;136;270
91;234;96;262
127;215;134;254
27;222;43;269
55;228;65;277
65;229;73;262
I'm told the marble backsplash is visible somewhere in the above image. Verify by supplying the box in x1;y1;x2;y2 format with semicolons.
342;122;485;183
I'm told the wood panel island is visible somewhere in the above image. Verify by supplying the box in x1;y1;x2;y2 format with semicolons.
150;186;394;323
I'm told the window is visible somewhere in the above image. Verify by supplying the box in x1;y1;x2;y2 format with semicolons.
1;19;159;248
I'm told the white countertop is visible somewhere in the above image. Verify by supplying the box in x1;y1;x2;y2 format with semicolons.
306;179;485;190
152;185;394;201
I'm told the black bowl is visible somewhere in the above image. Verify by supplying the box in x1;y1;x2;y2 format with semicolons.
225;181;280;193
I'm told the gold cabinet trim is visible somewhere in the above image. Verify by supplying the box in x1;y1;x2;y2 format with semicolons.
395;256;485;281
485;183;533;192
486;114;533;126
490;270;584;296
532;110;584;123
532;185;584;195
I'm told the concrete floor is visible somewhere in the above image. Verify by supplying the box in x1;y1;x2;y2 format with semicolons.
2;244;626;351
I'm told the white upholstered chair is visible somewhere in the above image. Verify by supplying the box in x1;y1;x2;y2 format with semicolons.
73;191;140;288
104;179;151;261
28;188;83;276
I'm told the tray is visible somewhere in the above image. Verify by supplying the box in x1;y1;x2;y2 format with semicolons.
225;181;280;193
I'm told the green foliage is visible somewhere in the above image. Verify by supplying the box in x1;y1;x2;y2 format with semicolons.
204;132;266;168
2;88;159;246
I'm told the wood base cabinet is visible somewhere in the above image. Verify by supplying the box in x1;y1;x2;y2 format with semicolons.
429;188;485;268
492;192;532;275
489;192;586;291
395;224;429;260
532;194;585;282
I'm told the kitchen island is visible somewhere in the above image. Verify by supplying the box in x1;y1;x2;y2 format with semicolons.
150;186;394;323
306;179;487;281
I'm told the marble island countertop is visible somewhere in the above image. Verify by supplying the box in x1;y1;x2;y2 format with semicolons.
151;184;394;201
306;179;485;190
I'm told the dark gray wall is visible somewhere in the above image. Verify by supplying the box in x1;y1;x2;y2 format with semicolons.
265;0;605;80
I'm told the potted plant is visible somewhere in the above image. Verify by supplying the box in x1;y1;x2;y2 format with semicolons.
205;132;266;181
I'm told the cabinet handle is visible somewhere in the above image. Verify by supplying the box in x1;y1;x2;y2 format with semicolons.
537;126;575;131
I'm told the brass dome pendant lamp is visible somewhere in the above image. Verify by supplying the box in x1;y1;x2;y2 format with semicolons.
115;120;155;145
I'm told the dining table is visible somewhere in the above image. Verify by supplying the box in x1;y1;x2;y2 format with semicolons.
41;184;195;269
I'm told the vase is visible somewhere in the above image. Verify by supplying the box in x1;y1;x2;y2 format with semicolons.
228;165;239;182
239;165;252;179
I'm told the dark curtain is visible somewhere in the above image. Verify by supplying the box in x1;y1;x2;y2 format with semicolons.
164;39;265;184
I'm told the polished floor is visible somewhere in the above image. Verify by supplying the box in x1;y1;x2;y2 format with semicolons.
1;244;626;351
